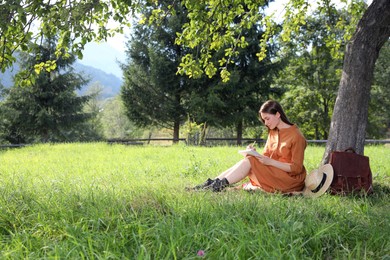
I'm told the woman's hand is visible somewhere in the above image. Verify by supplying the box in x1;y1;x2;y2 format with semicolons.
246;141;257;150
246;144;256;150
257;155;272;165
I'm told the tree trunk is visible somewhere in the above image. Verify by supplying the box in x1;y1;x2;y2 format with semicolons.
321;0;390;164
236;120;243;146
173;120;180;144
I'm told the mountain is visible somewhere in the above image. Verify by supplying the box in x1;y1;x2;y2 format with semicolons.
78;41;125;79
73;63;123;98
0;62;123;99
0;63;19;88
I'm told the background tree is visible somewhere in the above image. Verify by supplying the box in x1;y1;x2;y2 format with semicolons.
188;22;283;144
123;1;283;145
2;0;389;156
278;7;346;140
121;0;194;142
367;40;390;138
0;83;11;143
157;0;389;161
79;83;105;141
100;96;144;139
0;38;94;143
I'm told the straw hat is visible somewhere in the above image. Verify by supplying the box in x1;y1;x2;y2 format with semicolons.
303;164;334;198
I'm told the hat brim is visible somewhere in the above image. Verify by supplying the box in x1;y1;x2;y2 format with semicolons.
303;164;334;198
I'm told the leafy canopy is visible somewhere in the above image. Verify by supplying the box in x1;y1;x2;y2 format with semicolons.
1;0;367;82
145;0;367;81
0;0;137;73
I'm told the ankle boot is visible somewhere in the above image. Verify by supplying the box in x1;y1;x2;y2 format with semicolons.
211;178;229;192
187;178;215;191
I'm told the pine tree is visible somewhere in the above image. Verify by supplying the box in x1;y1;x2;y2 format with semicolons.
187;16;283;144
1;37;94;143
121;1;194;142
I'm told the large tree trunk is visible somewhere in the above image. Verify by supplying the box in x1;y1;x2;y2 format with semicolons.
321;0;390;164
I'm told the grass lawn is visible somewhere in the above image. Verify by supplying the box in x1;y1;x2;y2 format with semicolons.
0;143;389;259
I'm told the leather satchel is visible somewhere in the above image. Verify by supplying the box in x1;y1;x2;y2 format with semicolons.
329;148;373;195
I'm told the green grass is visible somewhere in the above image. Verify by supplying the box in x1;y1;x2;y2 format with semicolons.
0;143;389;259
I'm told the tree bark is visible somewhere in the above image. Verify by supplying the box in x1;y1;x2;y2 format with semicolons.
321;0;390;164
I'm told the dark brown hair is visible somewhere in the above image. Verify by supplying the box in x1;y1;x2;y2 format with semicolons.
259;100;293;126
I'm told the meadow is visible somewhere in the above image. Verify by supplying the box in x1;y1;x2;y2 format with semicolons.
0;143;389;259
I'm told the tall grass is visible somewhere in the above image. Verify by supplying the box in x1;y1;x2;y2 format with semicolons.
0;143;389;259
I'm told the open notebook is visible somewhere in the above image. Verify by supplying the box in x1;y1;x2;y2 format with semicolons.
238;149;262;157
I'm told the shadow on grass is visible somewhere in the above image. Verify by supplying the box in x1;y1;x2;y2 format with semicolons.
372;182;390;194
332;182;390;202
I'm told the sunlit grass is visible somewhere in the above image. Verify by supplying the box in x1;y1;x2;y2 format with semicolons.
0;143;389;259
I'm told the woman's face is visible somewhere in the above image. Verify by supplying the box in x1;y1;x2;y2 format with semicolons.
260;112;280;130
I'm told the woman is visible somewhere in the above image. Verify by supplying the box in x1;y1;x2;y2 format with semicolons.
191;100;307;193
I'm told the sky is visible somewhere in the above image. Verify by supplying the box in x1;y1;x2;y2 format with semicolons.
78;33;129;79
78;24;131;79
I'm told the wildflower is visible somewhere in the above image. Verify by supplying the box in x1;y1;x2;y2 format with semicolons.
197;250;205;257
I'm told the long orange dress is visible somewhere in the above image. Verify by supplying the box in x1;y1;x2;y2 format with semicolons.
247;125;307;193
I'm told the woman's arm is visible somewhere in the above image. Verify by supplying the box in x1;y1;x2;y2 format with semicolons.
256;155;292;172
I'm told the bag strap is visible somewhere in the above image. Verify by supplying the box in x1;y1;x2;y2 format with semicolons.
344;147;356;153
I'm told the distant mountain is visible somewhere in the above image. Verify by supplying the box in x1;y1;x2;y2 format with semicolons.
0;62;123;99
78;41;125;79
0;63;19;88
73;63;123;98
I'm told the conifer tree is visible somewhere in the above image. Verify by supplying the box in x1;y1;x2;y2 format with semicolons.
188;24;283;144
0;38;94;143
121;1;193;142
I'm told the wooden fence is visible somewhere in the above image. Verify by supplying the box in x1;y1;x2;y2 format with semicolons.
1;139;389;149
106;138;390;145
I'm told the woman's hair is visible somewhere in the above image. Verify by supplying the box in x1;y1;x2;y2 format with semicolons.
259;100;293;126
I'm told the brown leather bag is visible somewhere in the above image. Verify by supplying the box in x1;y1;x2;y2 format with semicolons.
329;148;373;195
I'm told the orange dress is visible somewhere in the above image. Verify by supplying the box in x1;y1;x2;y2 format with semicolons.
247;125;307;193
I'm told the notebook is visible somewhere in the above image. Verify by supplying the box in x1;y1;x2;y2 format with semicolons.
238;149;262;157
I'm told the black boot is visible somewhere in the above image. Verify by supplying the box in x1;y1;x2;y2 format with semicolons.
186;178;215;191
211;178;230;192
